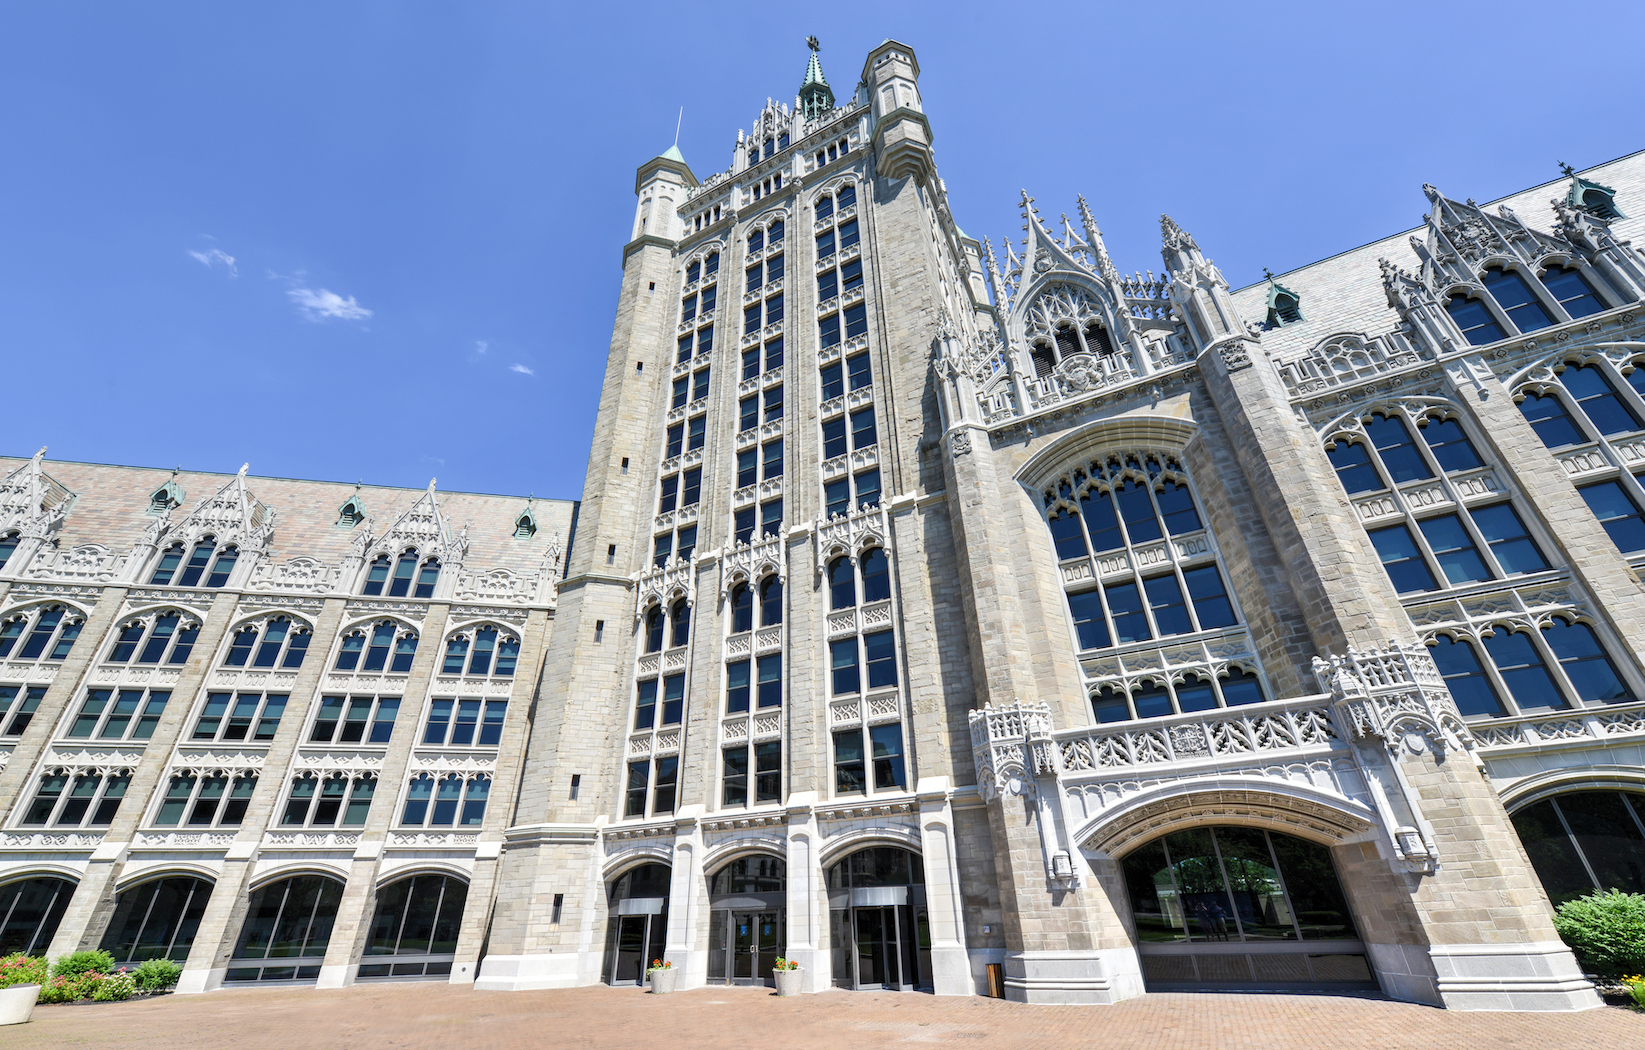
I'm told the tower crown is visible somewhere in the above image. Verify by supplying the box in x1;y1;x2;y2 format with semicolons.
799;36;834;119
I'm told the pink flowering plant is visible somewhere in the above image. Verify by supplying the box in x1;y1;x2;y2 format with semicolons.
0;952;49;989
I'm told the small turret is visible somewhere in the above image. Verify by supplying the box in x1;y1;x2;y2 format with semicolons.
799;36;834;120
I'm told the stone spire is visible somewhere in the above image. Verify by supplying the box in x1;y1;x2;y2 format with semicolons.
799;36;834;119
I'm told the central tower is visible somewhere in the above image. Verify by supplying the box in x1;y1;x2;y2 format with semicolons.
477;39;1000;996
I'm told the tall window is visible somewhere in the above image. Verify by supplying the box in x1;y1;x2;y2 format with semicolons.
0;685;48;736
150;538;238;588
0;605;84;663
1326;410;1548;594
1048;455;1238;651
1482;266;1554;333
1540;265;1608;319
362;550;440;598
625;757;679;817
832;723;906;796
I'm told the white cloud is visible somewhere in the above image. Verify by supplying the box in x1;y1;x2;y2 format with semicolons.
288;286;372;322
509;363;535;376
187;247;237;277
475;340;489;354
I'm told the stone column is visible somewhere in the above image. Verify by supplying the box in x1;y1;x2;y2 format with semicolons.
175;595;349;993
315;603;450;988
782;792;825;991
664;805;707;987
915;776;970;995
46;589;240;961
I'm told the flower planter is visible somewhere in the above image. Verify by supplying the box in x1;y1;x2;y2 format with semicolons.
648;967;677;994
773;967;802;997
0;984;41;1026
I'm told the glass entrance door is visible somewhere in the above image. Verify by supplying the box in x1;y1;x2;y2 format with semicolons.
854;906;899;988
708;909;783;985
609;913;665;986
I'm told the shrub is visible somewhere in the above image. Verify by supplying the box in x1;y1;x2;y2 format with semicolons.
1553;890;1645;977
132;958;183;992
52;950;114;980
36;973;98;1004
91;970;136;1002
0;952;49;989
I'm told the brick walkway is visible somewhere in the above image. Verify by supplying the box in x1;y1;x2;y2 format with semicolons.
9;982;1642;1050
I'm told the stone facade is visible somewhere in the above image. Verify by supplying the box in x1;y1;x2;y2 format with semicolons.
5;38;1645;1014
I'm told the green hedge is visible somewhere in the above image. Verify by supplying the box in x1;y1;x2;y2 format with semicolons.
1553;890;1645;977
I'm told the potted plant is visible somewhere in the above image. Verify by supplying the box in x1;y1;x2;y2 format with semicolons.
0;953;48;1025
772;956;802;997
647;958;677;994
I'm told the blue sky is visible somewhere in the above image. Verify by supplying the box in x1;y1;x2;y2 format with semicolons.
2;2;1640;500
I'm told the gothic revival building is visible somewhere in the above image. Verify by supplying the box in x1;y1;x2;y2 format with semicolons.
4;39;1645;1011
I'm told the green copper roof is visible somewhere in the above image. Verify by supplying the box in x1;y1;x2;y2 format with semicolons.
659;145;686;163
802;49;828;88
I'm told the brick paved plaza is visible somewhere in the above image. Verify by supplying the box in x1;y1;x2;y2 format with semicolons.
9;983;1643;1050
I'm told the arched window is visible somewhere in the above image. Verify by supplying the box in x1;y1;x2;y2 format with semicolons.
336;622;416;673
1054;324;1080;359
107;612;198;665
99;876;212;966
759;576;783;626
1271;290;1302;325
1446;294;1505;345
670;599;691;647
860;548;891;603
441;626;519;678
1558;363;1641;437
1030;340;1057;378
645;607;665;653
0;876;75;955
223;618;310;669
0;531;20;571
149;537;237;588
359;874;469;979
0;605;84;663
1482;266;1553;333
829;557;856;610
1540;265;1607;319
362;554;392;594
1428;635;1507;717
1326;440;1382;494
1511;790;1645;906
413;557;441;598
1084;321;1116;356
1518;390;1587;448
227;875;343;983
729;583;753;633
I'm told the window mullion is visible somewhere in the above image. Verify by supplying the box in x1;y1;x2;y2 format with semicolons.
1530;624;1584;709
1476;628;1525;717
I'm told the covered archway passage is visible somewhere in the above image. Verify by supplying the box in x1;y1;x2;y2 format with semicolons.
706;855;785;986
1121;826;1373;990
0;875;75;955
602;863;669;986
358;873;468;980
226;874;344;983
99;875;212;968
826;846;931;991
